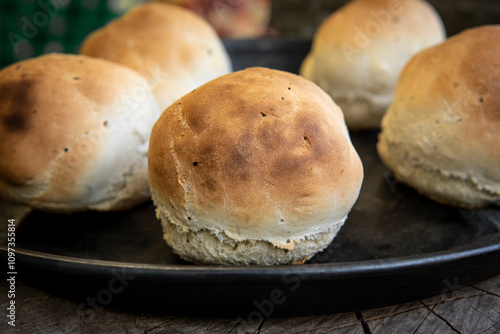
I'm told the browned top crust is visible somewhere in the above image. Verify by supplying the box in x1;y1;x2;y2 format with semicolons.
377;25;500;207
148;67;364;245
79;2;231;110
0;53;160;211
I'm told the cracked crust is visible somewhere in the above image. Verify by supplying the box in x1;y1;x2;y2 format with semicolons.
300;0;445;131
0;53;161;212
377;25;500;208
148;67;364;265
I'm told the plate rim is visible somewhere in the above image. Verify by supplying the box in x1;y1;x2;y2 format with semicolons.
3;232;499;281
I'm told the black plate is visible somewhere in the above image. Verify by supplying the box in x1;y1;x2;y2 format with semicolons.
1;39;500;318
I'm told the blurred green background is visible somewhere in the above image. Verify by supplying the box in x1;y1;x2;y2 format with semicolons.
1;0;499;69
0;0;142;69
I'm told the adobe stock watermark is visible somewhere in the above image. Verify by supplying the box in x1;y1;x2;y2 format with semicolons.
51;69;165;179
7;0;70;55
238;244;339;326
441;276;465;295
340;0;403;63
76;268;135;317
383;72;500;193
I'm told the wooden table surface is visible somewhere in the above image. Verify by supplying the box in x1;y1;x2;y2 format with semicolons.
1;272;498;333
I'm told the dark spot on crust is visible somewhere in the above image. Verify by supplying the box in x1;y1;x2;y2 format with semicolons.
0;79;36;133
287;87;291;90
192;161;198;166
281;97;285;100
64;147;69;152
103;120;109;127
73;77;81;80
260;112;267;117
303;135;311;147
188;216;191;220
3;113;25;132
479;96;484;103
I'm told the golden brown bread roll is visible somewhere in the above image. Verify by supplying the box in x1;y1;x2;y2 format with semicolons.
300;0;445;131
0;53;160;212
377;25;500;208
148;67;364;265
79;2;232;112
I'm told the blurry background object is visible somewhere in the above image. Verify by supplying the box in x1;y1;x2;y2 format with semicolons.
269;0;500;39
79;2;232;111
1;1;500;68
0;0;144;69
158;0;272;38
299;0;446;131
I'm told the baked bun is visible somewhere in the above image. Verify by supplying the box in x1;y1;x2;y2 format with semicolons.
79;2;232;112
148;67;364;265
377;25;500;208
300;0;445;131
0;53;161;212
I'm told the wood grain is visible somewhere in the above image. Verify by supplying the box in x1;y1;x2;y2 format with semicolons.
0;274;499;334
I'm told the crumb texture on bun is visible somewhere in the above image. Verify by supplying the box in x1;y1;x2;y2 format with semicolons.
0;53;161;212
149;67;364;265
377;25;500;208
300;0;445;130
79;2;232;111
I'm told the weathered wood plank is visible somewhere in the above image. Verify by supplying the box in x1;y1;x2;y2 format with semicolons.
428;293;500;334
259;313;364;334
1;274;500;333
360;274;500;334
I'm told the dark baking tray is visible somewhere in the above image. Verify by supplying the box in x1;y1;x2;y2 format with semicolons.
1;39;500;318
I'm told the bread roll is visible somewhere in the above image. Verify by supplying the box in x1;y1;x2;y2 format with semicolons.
300;0;445;131
148;67;364;265
377;25;500;208
79;2;232;112
0;53;161;212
